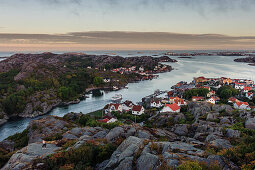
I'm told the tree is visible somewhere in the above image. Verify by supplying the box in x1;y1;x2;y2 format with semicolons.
217;85;238;99
93;77;104;87
220;89;233;99
2;94;26;115
58;86;72;100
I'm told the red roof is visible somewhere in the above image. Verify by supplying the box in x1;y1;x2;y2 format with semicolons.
110;103;121;110
167;91;174;96
244;87;252;91
132;105;143;112
123;100;133;107
235;102;249;106
192;96;204;101
229;97;237;102
247;92;253;96
97;118;109;123
165;103;180;112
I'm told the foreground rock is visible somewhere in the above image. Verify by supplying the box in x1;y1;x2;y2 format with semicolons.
3;143;60;170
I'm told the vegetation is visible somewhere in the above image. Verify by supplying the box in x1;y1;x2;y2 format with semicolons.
112;111;149;123
42;142;116;169
217;85;238;99
78;114;122;129
177;160;221;170
184;88;209;100
7;129;29;149
219;123;255;169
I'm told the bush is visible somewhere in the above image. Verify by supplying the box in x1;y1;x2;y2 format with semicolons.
43;133;63;141
44;142;116;169
7;129;29;149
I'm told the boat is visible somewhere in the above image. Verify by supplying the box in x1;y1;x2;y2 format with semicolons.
111;94;122;102
112;86;119;91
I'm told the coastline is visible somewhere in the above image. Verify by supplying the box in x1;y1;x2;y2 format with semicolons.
0;61;173;128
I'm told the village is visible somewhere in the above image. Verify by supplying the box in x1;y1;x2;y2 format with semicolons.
96;76;255;124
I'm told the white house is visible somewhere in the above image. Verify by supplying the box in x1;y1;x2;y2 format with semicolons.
207;90;216;97
132;105;145;115
207;97;219;104
109;103;123;112
150;100;163;108
139;66;144;72
122;100;134;112
235;83;244;90
103;78;111;83
246;92;253;100
234;102;250;110
161;103;180;113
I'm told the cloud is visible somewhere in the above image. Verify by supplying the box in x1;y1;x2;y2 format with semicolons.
0;31;255;48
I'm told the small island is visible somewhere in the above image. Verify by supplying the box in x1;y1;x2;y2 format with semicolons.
234;56;255;66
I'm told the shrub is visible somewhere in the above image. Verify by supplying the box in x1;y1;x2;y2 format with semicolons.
44;133;63;141
44;143;116;169
7;129;29;149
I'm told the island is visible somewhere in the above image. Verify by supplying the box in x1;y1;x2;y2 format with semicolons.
0;53;176;125
0;76;255;169
234;56;255;66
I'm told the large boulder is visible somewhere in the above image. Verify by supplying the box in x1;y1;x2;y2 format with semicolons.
226;129;240;138
27;116;70;143
188;102;211;119
105;127;124;142
245;118;255;130
212;104;233;113
174;124;188;136
136;153;159;170
103;136;144;169
137;130;152;139
210;139;232;149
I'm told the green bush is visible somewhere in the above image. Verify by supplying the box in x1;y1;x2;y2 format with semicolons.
44;142;116;169
7;129;29;149
43;133;63;141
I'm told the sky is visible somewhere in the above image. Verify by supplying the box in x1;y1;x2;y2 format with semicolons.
0;0;255;51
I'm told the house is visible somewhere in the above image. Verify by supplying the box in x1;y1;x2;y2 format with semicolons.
228;97;239;103
234;102;250;110
161;103;180;113
246;92;253;100
207;97;219;104
235;83;244;90
132;105;145;115
139;67;144;72
109;103;123;113
244;86;252;93
207;90;216;97
97;116;118;123
103;78;111;83
122;100;134;112
150;99;163;108
167;91;174;97
192;96;205;101
173;98;186;106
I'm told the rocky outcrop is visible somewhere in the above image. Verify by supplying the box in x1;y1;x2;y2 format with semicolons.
234;56;255;65
245;117;255;130
27;116;71;143
3;142;60;170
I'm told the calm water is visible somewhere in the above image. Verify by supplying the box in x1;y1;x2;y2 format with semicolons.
0;50;255;141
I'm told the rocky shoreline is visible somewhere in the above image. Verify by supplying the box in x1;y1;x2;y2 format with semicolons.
234;56;255;66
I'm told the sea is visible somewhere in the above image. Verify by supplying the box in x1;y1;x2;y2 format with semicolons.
0;50;255;141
